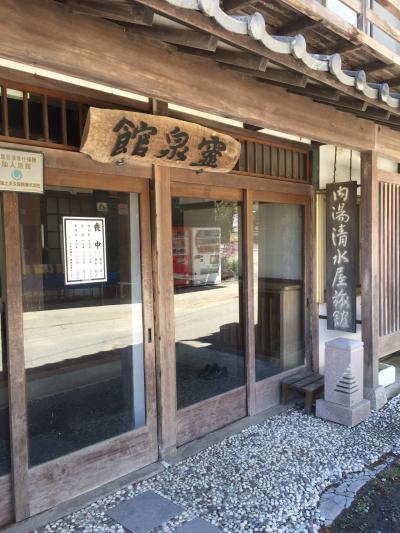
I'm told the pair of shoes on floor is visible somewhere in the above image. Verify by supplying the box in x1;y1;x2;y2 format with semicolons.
198;363;228;380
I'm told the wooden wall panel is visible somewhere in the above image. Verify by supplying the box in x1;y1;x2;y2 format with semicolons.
378;181;400;338
177;388;246;446
0;476;12;527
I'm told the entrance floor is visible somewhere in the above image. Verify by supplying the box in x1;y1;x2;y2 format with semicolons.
37;395;400;533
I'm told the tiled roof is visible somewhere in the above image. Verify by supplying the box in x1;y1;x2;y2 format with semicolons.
165;0;400;108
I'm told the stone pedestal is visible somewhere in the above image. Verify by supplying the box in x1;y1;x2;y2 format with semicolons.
316;338;370;427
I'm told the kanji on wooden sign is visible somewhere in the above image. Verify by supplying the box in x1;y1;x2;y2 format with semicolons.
80;107;241;173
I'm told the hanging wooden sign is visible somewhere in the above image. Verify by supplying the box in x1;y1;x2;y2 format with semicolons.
80;107;241;172
326;181;357;333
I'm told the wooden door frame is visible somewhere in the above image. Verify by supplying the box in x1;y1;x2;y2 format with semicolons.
168;179;247;446
250;190;313;414
2;167;158;520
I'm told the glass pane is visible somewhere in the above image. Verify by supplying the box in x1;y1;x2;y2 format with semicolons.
28;93;44;141
173;197;244;409
7;89;24;138
20;189;146;466
254;202;304;381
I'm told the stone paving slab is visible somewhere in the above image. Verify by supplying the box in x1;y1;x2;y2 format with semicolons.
107;490;183;533
174;518;223;532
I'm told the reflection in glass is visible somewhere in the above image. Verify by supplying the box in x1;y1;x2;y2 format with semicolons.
20;189;146;466
254;202;304;381
172;197;244;409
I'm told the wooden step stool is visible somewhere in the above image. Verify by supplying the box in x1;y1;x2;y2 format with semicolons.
281;370;324;414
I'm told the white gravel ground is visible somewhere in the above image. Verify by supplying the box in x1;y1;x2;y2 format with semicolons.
40;395;400;533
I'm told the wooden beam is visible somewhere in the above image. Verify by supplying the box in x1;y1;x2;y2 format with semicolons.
127;24;218;51
354;59;393;73
375;0;400;21
224;0;255;13
181;48;268;71
289;85;340;100
2;0;400;158
66;0;154;26
387;74;400;86
276;15;320;35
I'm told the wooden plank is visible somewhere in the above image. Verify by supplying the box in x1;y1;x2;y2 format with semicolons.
1;85;9;137
360;152;380;389
255;365;306;413
1;0;397;154
170;167;313;195
138;183;158;431
0;475;12;527
358;0;368;32
29;425;158;516
152;165;177;456
367;7;400;46
171;182;242;201
340;0;361;11
2;192;29;521
176;387;246;446
22;91;29;140
243;190;256;416
0;141;152;179
126;25;219;52
378;330;400;357
42;94;50;142
376;0;400;20
66;0;154;26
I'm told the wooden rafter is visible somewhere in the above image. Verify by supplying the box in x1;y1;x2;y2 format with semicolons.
126;24;218;51
276;15;320;35
132;0;400;117
66;0;154;25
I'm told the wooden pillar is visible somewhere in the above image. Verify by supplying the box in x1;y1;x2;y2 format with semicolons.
243;190;256;416
151;165;177;457
2;192;29;520
310;145;320;372
360;151;386;409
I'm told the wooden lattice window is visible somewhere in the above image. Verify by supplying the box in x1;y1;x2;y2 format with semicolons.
0;82;148;151
234;136;310;182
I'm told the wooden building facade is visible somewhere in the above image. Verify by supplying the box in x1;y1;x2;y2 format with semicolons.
0;0;400;529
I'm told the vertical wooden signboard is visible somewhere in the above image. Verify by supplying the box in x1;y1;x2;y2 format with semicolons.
326;181;357;333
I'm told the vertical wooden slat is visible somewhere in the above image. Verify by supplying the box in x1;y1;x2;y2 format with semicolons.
22;92;29;140
42;94;49;142
61;99;67;146
397;185;400;332
360;151;380;391
243;190;256;415
380;182;382;335
2;192;29;521
151;165;177;457
2;86;9;137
